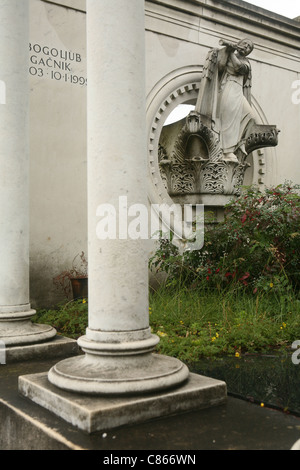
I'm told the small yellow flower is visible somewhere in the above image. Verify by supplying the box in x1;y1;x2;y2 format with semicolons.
269;283;274;288
260;402;264;407
282;322;287;328
235;351;240;358
82;298;87;304
157;330;168;337
211;336;216;342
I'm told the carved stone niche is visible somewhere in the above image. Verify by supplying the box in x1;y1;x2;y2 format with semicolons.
159;110;279;206
147;71;279;223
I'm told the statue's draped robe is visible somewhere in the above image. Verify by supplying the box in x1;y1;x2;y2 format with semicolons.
195;47;256;154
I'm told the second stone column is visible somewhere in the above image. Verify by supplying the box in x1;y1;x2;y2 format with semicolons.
0;0;56;348
47;0;189;394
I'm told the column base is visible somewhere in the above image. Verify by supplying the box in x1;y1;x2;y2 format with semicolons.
0;309;56;346
48;331;190;395
48;351;189;395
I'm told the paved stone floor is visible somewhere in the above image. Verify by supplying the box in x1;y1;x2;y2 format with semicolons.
1;358;300;451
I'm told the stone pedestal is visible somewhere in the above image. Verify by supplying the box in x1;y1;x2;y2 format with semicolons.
0;0;56;347
19;372;226;433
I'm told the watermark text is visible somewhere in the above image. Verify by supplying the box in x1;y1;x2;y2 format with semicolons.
292;80;300;105
96;197;204;251
0;340;6;365
292;340;300;365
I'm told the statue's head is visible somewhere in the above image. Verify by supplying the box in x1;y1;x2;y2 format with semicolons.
237;38;254;56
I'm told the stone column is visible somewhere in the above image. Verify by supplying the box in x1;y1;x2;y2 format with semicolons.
48;0;189;394
0;0;56;346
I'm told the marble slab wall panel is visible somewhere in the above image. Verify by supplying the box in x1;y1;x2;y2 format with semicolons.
29;0;87;307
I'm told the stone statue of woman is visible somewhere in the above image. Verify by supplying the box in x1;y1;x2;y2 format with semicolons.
195;38;257;162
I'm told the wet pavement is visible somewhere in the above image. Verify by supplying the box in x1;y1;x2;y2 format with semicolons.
189;354;300;417
1;357;300;451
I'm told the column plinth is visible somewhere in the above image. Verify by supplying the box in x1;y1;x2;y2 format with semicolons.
48;339;189;395
0;309;56;346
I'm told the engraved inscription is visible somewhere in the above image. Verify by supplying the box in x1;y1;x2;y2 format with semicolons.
29;43;87;86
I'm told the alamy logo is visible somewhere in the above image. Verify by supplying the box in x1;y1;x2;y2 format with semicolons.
0;80;6;105
292;80;300;105
0;341;6;365
292;340;300;365
96;197;204;251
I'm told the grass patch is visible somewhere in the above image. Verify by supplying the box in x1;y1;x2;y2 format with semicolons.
32;299;88;339
32;286;300;362
149;286;300;361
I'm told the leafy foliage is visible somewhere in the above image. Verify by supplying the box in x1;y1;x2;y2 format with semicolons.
149;183;300;296
32;299;88;339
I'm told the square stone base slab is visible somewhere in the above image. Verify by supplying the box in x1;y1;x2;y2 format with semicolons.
5;336;79;363
19;371;227;433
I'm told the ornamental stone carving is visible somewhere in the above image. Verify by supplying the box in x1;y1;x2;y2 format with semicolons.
157;39;279;203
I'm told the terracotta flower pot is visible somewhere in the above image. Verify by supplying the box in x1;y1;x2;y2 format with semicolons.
70;277;88;300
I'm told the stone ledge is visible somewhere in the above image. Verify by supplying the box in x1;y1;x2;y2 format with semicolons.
4;336;79;363
0;397;83;450
19;371;227;433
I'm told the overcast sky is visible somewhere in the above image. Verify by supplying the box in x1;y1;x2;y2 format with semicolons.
246;0;300;19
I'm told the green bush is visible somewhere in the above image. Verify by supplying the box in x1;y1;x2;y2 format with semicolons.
149;183;300;296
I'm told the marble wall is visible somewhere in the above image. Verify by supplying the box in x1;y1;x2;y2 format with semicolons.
29;0;87;306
